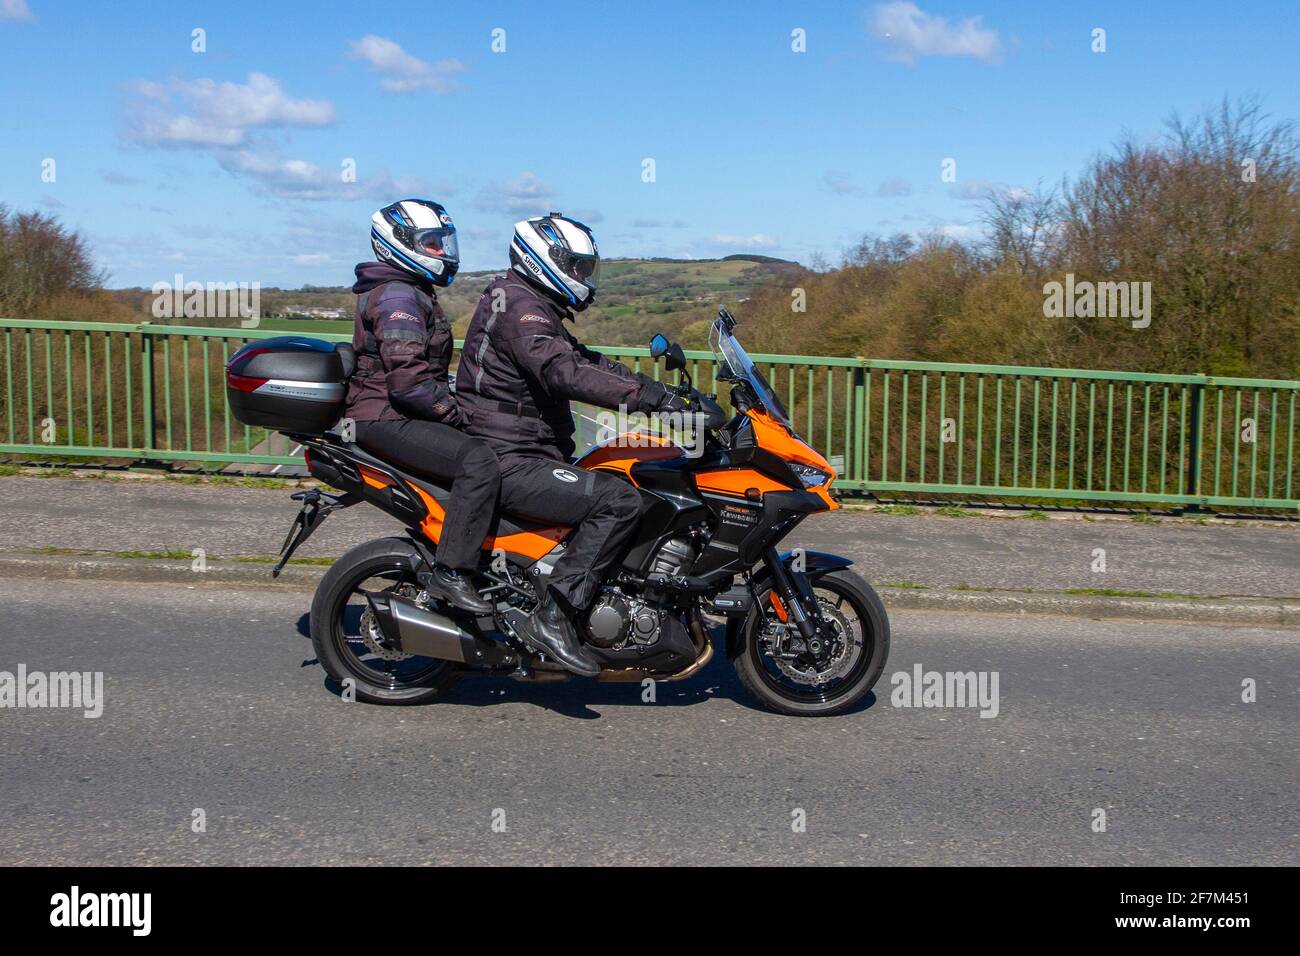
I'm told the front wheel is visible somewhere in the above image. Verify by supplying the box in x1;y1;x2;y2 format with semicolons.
732;569;890;717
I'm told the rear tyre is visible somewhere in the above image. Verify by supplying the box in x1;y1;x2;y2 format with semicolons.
309;537;461;705
732;569;889;717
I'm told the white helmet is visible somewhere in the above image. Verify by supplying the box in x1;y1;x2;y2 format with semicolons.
509;213;600;310
370;199;459;287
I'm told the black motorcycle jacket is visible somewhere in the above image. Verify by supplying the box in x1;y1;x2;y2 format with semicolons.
457;273;662;459
343;261;462;425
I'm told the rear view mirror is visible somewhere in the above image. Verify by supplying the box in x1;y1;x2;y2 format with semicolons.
650;332;687;375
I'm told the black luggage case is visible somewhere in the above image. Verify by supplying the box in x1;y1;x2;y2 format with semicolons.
225;336;352;435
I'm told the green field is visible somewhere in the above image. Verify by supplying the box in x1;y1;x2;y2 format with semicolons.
106;255;800;349
256;318;353;336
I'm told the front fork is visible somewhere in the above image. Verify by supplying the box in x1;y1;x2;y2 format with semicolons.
761;548;830;658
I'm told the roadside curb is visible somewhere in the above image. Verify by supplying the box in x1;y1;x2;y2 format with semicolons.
0;552;329;590
3;551;1297;627
879;587;1300;628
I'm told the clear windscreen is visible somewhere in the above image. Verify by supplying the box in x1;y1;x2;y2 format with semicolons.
710;318;792;428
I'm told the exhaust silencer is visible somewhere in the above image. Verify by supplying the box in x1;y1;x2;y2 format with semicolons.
365;592;513;667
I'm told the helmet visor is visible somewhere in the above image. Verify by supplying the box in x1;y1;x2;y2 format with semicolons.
413;227;458;262
571;253;599;288
552;249;600;289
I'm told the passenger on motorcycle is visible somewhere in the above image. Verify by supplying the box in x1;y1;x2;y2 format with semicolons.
344;199;498;614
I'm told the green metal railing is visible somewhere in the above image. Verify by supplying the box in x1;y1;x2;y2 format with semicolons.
2;318;1298;511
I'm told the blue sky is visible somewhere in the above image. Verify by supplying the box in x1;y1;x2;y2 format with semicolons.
1;0;1297;288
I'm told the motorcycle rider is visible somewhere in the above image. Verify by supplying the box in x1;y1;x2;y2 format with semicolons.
457;213;695;675
344;199;498;614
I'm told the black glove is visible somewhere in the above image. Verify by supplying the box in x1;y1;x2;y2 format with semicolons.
638;378;669;411
640;379;701;415
432;397;466;428
659;391;699;414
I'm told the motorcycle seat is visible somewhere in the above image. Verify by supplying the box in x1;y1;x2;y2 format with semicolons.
325;438;562;538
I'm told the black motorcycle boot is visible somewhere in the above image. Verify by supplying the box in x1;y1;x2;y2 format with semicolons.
427;565;494;615
518;592;602;677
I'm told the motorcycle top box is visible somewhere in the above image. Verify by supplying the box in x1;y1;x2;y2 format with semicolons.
225;336;352;435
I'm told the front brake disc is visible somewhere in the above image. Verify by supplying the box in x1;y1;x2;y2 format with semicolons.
769;598;855;685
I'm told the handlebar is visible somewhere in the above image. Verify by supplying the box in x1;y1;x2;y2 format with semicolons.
696;392;728;431
670;382;728;431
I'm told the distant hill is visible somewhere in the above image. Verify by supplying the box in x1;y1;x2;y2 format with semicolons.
105;256;803;349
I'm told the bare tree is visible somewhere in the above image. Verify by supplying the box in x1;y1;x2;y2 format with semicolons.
0;206;107;318
980;184;1061;282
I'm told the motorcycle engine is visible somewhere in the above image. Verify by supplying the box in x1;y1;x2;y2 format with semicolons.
583;538;696;650
649;537;696;578
584;588;662;649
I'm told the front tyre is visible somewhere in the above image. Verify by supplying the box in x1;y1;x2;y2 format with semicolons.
732;569;889;717
309;537;461;705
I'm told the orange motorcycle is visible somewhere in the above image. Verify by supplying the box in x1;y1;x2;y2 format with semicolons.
226;308;889;716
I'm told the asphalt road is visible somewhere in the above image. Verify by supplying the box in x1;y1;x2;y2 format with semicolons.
2;476;1297;598
1;577;1295;865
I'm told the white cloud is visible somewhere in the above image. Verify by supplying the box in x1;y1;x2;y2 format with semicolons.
875;176;914;197
822;172;914;197
217;149;424;201
870;2;1002;64
955;179;1029;202
708;233;779;250
0;0;35;23
125;73;335;147
630;217;688;229
474;172;556;216
956;178;995;200
820;171;860;195
348;35;467;94
938;223;981;241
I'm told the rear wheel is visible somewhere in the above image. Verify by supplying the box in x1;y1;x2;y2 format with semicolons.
732;570;889;717
309;537;461;705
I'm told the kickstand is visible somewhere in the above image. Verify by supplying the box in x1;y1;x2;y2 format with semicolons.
273;488;358;577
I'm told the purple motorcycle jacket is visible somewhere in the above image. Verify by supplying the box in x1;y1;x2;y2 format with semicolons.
342;261;462;425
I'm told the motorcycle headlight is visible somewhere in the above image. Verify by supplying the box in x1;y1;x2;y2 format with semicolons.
789;462;831;488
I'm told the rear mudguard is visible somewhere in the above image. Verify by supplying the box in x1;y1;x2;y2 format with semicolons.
724;550;853;658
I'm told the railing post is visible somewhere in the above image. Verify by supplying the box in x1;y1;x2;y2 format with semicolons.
852;364;866;486
1185;379;1205;502
140;323;155;452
